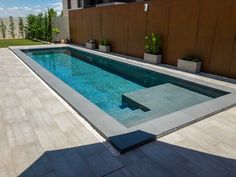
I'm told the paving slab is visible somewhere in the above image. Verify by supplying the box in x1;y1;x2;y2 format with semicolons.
0;48;235;177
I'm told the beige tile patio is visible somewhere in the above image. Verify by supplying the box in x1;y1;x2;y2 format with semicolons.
0;48;235;177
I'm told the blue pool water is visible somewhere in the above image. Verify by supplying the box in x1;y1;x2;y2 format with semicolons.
24;48;225;127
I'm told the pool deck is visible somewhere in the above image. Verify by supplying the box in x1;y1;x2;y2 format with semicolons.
0;47;236;177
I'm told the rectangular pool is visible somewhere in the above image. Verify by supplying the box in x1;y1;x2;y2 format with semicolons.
24;47;226;127
11;45;236;152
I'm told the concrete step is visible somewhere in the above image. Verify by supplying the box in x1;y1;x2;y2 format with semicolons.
116;109;145;120
108;107;133;118
122;83;211;114
108;107;147;123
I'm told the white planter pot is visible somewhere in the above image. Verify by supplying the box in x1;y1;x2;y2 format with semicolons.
144;53;162;64
86;42;96;49
177;59;202;73
99;45;110;53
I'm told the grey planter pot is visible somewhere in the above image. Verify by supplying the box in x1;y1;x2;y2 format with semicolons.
177;59;202;73
144;53;162;64
99;45;110;53
86;42;96;49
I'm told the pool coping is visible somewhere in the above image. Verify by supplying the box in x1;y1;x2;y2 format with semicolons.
9;44;236;153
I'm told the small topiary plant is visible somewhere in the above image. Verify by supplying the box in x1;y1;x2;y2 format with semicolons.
87;39;96;43
181;57;201;62
99;39;110;46
144;33;161;55
52;27;60;42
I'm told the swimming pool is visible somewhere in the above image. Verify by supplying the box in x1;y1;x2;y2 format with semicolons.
11;45;236;152
24;47;227;127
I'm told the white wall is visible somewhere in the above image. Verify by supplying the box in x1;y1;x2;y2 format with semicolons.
52;16;70;41
62;0;141;16
62;0;84;16
0;17;26;39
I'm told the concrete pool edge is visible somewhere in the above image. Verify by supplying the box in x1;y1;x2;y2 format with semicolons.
9;44;236;153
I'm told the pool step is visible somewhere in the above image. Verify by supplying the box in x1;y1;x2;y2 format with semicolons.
108;107;148;122
122;83;211;114
120;83;213;127
107;107;134;118
116;109;145;120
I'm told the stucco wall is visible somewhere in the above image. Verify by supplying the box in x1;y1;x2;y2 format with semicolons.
0;17;26;39
52;16;70;41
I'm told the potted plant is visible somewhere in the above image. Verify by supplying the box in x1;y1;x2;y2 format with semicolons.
177;57;202;73
144;33;162;64
99;39;110;53
86;40;96;49
52;27;60;44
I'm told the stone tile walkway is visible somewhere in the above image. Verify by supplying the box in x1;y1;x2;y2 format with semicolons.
0;48;235;177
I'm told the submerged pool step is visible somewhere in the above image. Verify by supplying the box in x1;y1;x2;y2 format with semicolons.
120;83;213;127
107;107;133;117
119;112;158;127
122;83;211;112
108;107;148;122
117;109;145;120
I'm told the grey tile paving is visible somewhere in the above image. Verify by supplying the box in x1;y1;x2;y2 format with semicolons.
0;48;236;177
11;45;236;153
104;168;133;177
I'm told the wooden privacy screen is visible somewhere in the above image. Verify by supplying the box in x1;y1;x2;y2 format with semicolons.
69;0;236;79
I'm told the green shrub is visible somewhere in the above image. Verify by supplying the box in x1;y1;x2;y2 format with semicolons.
99;39;110;46
18;17;25;38
52;27;60;42
52;27;60;35
0;19;6;39
144;33;161;55
181;57;201;62
87;39;96;43
26;8;57;42
8;16;15;39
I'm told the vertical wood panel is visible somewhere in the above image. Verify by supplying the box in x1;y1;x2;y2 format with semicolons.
113;4;129;54
127;2;146;58
101;6;115;43
147;0;169;63
69;11;76;43
69;0;236;79
82;9;92;44
69;10;83;44
166;0;200;65
208;0;235;76
91;8;102;42
228;0;236;78
194;0;221;72
230;41;236;78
